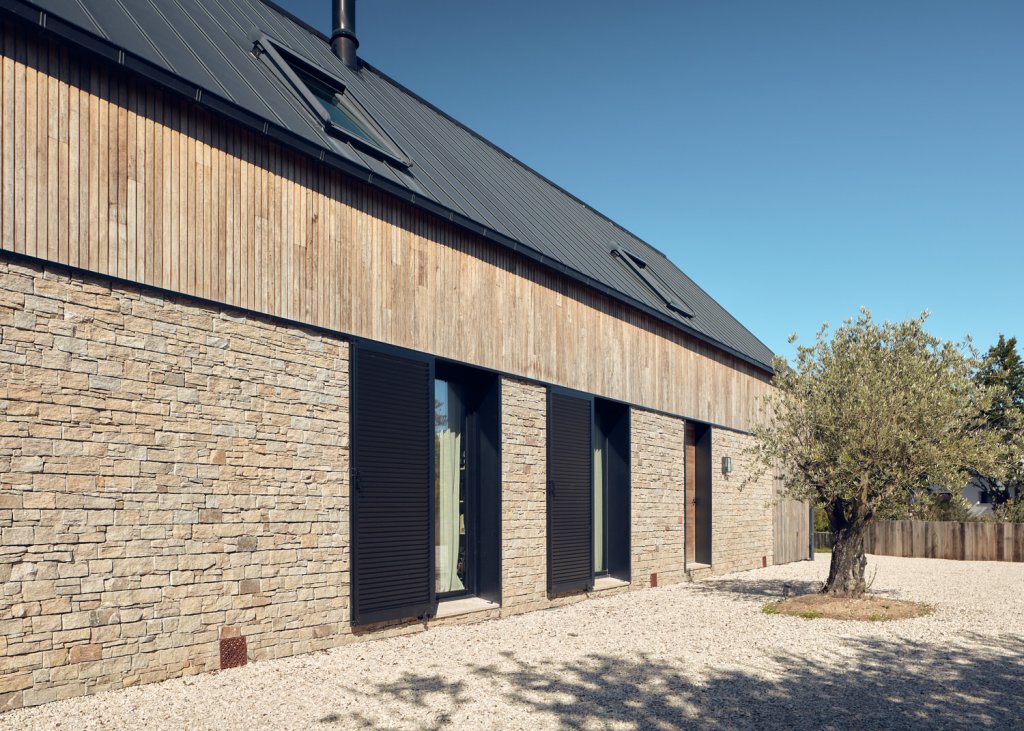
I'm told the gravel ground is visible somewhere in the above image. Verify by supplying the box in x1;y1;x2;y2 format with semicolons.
4;554;1023;730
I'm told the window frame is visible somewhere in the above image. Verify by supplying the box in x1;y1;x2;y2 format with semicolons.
254;35;412;169
433;359;502;605
349;341;501;626
593;414;609;577
594;398;631;582
434;374;475;600
547;390;631;594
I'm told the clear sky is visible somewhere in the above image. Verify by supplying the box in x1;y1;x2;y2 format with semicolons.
284;0;1023;360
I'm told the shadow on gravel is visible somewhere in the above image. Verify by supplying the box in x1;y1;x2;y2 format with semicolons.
318;634;1024;730
687;576;824;599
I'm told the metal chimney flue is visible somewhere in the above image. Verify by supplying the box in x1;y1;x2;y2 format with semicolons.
331;0;359;70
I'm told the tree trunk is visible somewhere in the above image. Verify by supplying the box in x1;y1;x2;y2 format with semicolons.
824;505;868;597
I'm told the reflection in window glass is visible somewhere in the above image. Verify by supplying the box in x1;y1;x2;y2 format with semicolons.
594;441;606;573
435;379;468;595
293;66;388;149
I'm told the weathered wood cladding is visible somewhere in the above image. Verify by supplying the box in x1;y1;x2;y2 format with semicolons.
0;27;772;430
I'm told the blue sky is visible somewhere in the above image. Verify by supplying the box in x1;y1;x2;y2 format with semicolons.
285;1;1023;360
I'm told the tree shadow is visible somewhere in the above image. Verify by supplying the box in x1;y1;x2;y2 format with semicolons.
315;634;1024;730
688;576;824;600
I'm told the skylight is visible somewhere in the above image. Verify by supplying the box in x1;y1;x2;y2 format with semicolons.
612;248;695;319
293;65;389;149
255;36;410;168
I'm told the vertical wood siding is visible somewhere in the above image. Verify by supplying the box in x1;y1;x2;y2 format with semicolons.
773;496;812;565
0;27;772;431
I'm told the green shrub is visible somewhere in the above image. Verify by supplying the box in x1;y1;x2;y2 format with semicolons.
995;500;1024;523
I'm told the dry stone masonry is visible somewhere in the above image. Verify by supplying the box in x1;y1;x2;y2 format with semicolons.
712;428;775;573
1;256;777;709
0;258;351;708
631;409;687;588
499;378;549;615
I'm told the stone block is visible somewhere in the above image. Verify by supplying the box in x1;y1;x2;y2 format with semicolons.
0;673;32;694
67;644;102;663
0;690;24;712
0;494;23;509
198;508;223;524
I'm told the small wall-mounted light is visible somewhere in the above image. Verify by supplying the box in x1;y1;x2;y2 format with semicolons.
722;456;733;475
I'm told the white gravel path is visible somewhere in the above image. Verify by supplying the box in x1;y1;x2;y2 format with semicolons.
4;554;1023;730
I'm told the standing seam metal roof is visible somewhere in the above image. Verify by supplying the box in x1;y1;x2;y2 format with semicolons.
10;0;775;372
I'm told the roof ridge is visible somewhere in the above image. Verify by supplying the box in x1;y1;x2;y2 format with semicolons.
256;0;331;43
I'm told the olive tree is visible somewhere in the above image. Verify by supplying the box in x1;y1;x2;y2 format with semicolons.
748;311;1020;596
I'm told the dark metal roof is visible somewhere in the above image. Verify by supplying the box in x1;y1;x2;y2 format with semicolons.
11;0;775;372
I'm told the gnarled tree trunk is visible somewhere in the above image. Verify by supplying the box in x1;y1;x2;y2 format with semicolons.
824;502;869;596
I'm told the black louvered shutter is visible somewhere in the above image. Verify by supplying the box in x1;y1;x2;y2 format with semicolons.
351;346;434;625
547;390;594;594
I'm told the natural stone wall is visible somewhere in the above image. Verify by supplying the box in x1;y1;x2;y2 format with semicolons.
711;429;775;573
631;409;687;588
0;257;350;710
499;378;548;615
0;256;780;711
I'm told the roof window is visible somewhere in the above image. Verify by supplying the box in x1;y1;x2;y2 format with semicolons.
612;248;695;319
255;36;410;168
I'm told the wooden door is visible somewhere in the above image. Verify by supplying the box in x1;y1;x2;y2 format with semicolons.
685;423;697;563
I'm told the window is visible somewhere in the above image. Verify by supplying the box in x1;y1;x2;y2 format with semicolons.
436;362;502;605
594;429;606;574
350;343;500;626
612;248;695;319
254;36;410;168
293;65;390;150
594;399;631;581
547;390;630;596
435;377;470;596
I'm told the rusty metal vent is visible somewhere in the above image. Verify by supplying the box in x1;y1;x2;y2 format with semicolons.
650;572;658;588
219;636;248;670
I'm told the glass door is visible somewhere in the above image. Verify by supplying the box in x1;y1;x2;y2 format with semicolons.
435;378;471;597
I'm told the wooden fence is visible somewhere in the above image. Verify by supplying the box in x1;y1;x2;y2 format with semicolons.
774;497;813;564
815;521;1024;562
814;532;835;550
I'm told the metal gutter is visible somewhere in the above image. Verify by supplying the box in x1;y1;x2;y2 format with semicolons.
1;0;775;375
